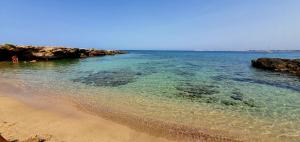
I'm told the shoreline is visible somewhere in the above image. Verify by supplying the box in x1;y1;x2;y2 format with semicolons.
0;80;173;142
1;75;296;142
0;78;246;142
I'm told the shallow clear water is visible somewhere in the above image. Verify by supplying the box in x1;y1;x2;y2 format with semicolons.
1;51;300;141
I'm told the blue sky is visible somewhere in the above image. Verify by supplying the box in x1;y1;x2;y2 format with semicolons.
0;0;300;50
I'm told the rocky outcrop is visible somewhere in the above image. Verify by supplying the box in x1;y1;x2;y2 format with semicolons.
251;58;300;76
0;44;126;61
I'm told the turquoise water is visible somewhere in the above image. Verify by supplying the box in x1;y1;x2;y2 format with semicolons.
1;51;300;141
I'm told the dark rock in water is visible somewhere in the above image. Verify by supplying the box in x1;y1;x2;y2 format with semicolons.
136;62;160;76
135;72;143;76
229;89;257;107
251;58;300;76
136;61;199;78
243;99;256;107
74;69;136;87
230;90;244;101
172;68;195;77
171;62;200;78
175;83;258;107
205;96;219;103
211;75;228;81
231;77;300;92
0;44;126;61
221;100;238;106
176;83;219;99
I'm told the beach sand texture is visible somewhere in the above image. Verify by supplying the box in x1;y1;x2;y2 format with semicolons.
0;80;173;142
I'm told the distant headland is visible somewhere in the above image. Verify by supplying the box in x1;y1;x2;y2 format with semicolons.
248;50;300;53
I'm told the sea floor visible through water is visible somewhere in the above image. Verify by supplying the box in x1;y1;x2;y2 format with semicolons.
0;51;300;142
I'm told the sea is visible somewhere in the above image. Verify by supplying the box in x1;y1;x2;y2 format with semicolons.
0;51;299;142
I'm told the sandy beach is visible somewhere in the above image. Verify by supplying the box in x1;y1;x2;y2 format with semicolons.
0;80;173;142
1;1;300;142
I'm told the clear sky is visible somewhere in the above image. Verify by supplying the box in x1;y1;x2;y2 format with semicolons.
1;0;300;50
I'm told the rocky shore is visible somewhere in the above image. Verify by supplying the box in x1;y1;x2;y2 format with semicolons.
0;44;126;61
251;58;300;76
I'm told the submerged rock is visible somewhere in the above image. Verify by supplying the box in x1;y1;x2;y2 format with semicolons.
230;90;244;101
172;68;196;77
204;96;219;103
251;58;300;76
176;83;219;98
0;44;126;61
136;62;160;76
211;75;228;81
171;62;200;78
73;69;137;87
232;77;300;92
175;83;258;107
243;99;256;107
229;90;256;107
221;100;238;106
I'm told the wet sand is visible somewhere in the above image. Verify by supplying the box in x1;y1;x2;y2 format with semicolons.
0;79;262;142
0;80;173;142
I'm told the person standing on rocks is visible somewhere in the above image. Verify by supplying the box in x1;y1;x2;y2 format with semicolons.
11;55;18;63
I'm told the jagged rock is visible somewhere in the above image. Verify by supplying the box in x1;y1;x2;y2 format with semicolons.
0;44;126;61
251;58;300;76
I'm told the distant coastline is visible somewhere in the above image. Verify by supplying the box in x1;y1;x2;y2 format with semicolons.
248;50;300;53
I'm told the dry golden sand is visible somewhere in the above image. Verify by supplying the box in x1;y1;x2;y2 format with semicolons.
0;81;173;142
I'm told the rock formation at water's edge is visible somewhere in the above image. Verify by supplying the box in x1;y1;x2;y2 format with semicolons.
0;44;126;61
251;58;300;76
